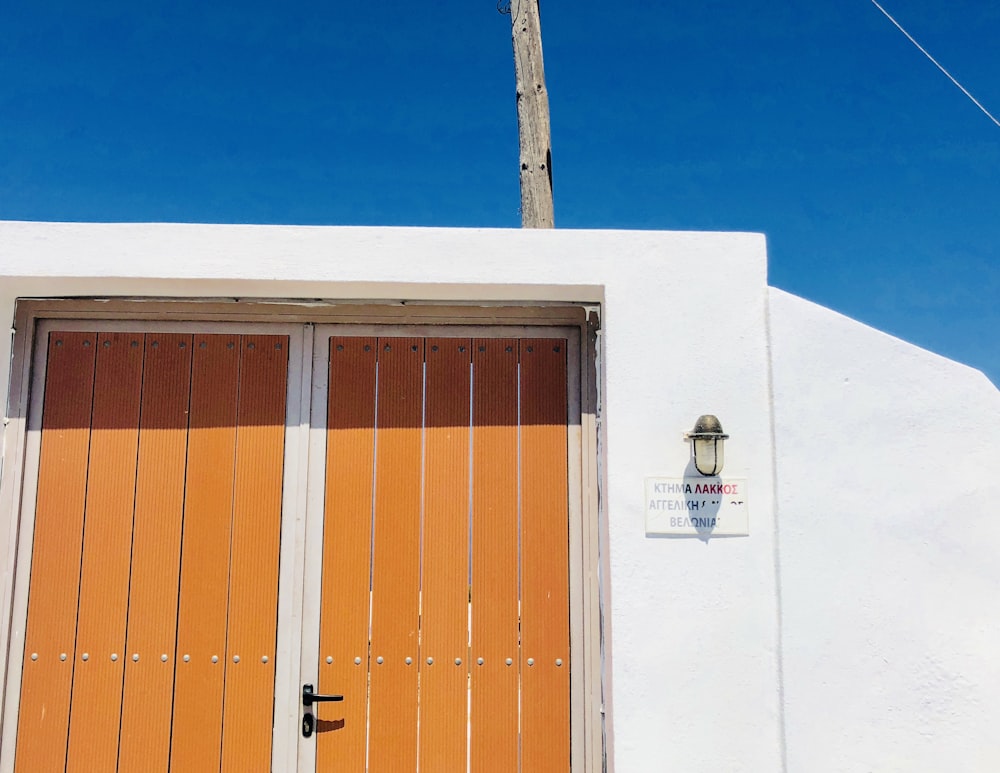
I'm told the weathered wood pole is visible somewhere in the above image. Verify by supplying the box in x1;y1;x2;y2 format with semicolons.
510;0;554;227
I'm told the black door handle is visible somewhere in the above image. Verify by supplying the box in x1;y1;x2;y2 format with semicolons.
302;683;344;707
302;683;344;738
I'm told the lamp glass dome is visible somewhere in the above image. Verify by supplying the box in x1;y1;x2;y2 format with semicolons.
692;437;724;476
687;415;729;476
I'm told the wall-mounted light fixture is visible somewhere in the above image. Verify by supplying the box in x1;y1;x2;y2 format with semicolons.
685;415;729;476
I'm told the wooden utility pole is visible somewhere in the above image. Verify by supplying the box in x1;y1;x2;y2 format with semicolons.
509;0;554;227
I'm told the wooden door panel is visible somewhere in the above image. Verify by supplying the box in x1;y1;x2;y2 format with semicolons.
314;333;572;773
469;338;521;773
118;333;194;772
317;336;378;771
221;335;289;772
170;334;242;771
15;329;290;773
367;337;423;771
15;332;98;771
419;338;472;772
520;338;571;772
64;333;144;772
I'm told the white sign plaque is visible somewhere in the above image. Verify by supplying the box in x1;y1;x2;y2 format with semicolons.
645;477;749;537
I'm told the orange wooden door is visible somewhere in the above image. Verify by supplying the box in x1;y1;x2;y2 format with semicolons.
11;325;572;773
313;334;571;772
14;330;289;773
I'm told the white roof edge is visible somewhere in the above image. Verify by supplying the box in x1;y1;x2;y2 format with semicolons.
768;285;998;393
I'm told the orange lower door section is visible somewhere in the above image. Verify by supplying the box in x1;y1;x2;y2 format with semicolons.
14;331;288;773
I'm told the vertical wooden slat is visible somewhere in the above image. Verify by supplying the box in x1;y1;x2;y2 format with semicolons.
118;334;193;772
64;332;144;773
419;338;472;771
15;332;97;772
220;335;288;771
519;338;571;772
317;336;377;772
470;337;520;772
171;334;240;771
367;337;423;771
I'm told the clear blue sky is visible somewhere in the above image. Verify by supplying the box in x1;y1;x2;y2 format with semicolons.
2;1;998;385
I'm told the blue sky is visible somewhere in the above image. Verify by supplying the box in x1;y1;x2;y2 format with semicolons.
2;1;998;385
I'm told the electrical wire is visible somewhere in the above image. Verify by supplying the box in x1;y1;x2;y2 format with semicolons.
869;0;1000;128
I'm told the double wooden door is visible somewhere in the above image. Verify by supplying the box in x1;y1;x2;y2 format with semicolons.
6;322;574;772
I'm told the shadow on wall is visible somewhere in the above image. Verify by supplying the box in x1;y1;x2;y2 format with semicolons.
645;458;725;544
682;458;723;543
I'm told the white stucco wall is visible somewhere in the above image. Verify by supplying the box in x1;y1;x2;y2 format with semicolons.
0;222;783;772
3;223;997;771
769;288;1000;771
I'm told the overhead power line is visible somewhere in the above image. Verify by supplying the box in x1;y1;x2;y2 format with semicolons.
869;0;1000;128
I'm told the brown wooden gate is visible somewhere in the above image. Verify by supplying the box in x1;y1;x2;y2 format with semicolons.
14;331;287;772
314;335;570;772
10;326;573;772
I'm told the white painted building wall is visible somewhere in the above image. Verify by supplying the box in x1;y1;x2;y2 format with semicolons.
0;222;997;771
769;289;1000;771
